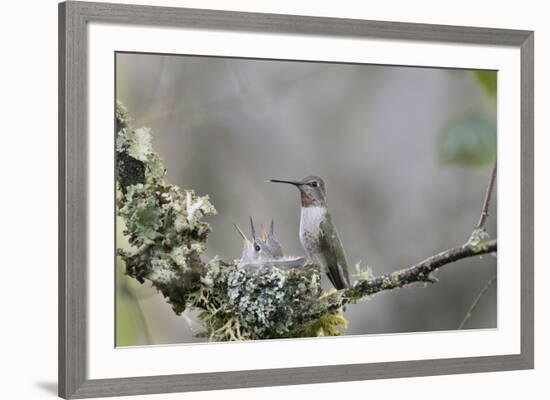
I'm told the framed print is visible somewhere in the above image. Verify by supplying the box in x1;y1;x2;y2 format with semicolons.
59;1;534;398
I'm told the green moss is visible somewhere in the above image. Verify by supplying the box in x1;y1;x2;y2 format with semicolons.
391;271;401;286
294;311;348;337
468;228;492;252
381;277;392;289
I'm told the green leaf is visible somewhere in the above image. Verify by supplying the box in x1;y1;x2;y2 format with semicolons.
439;113;496;168
474;70;497;98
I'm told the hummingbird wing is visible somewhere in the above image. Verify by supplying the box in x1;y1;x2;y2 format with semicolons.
318;217;351;290
262;257;307;269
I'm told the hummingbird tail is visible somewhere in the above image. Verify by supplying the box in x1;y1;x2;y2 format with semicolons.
326;268;350;290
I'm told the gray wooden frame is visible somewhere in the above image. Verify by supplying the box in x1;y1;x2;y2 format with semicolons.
59;1;534;398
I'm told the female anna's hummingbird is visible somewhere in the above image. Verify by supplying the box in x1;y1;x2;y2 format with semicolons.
269;176;351;289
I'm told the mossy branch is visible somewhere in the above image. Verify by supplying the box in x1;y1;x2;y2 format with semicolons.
307;238;497;320
115;101;497;341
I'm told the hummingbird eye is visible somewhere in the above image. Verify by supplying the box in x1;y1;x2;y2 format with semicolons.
310;181;318;188
253;243;261;252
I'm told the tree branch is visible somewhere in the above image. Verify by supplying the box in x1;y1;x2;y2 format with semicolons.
458;273;497;329
306;239;497;319
476;160;497;229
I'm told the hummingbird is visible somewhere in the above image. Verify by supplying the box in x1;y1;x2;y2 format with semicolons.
234;217;305;269
268;176;351;290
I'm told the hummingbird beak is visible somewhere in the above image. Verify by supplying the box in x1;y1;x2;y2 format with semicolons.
268;179;302;186
233;223;251;243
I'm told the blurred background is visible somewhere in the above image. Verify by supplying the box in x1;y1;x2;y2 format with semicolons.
115;52;497;346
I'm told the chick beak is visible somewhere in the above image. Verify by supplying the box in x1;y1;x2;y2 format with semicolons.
233;224;251;243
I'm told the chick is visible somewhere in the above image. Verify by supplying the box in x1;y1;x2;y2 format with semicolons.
234;217;305;269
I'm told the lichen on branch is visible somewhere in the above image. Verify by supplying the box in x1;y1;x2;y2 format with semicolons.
116;101;216;314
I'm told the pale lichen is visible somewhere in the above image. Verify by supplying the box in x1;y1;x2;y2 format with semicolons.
467;228;492;252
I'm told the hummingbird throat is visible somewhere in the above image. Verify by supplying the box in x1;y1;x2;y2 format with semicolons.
301;191;319;207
